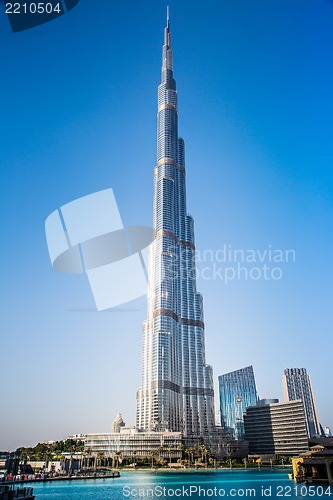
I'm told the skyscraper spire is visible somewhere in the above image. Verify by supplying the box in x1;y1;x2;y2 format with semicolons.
136;10;215;441
163;7;173;77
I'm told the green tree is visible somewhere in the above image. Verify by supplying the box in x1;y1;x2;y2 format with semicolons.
97;452;105;468
157;446;163;464
189;447;196;465
86;447;92;469
177;443;184;460
114;451;122;469
167;446;174;468
185;448;196;467
198;445;208;468
185;449;191;467
149;449;157;469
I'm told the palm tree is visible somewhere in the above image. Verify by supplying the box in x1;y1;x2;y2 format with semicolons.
44;449;53;464
114;451;122;469
177;443;184;460
133;450;137;469
198;445;208;468
97;452;105;468
185;448;195;468
80;450;86;470
68;445;75;474
85;447;92;469
189;447;196;466
149;450;157;469
167;446;174;468
185;448;191;468
157;446;163;464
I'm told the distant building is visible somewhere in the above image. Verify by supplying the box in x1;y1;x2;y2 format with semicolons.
84;427;230;461
84;428;183;460
111;413;126;433
68;434;86;442
27;461;62;473
226;440;249;459
219;366;258;440
257;399;279;406
282;368;321;438
0;453;10;473
244;400;308;456
325;427;332;437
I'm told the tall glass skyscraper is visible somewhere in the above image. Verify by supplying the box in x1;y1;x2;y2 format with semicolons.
219;366;258;440
136;11;215;439
282;368;321;438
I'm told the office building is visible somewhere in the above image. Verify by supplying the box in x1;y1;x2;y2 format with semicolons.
84;428;183;461
111;413;126;433
244;400;308;456
282;368;321;438
136;9;215;440
257;399;279;406
218;366;258;440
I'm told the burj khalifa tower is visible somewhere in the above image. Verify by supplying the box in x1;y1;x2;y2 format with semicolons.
136;10;215;440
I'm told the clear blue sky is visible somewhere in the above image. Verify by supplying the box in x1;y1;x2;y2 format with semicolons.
1;0;332;450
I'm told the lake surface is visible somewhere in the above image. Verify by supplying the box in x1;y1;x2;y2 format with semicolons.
27;469;332;499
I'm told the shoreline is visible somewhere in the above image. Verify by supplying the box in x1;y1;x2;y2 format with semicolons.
2;466;292;485
1;472;120;486
121;466;292;473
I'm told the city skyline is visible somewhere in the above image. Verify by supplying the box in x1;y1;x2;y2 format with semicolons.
283;367;321;438
1;0;332;450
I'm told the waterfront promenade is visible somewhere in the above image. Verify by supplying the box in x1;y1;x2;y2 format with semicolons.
25;469;331;500
1;470;120;486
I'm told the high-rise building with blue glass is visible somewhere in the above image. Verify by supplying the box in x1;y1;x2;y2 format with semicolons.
219;366;258;440
136;10;215;439
282;368;321;438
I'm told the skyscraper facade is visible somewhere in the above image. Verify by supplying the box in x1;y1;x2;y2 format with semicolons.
136;12;215;439
219;366;258;440
244;400;308;455
282;368;321;438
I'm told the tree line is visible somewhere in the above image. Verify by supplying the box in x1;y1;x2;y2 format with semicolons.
16;439;85;461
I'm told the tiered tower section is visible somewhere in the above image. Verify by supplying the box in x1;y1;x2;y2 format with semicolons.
136;12;215;439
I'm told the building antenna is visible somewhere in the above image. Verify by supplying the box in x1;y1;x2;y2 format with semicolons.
167;5;170;24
